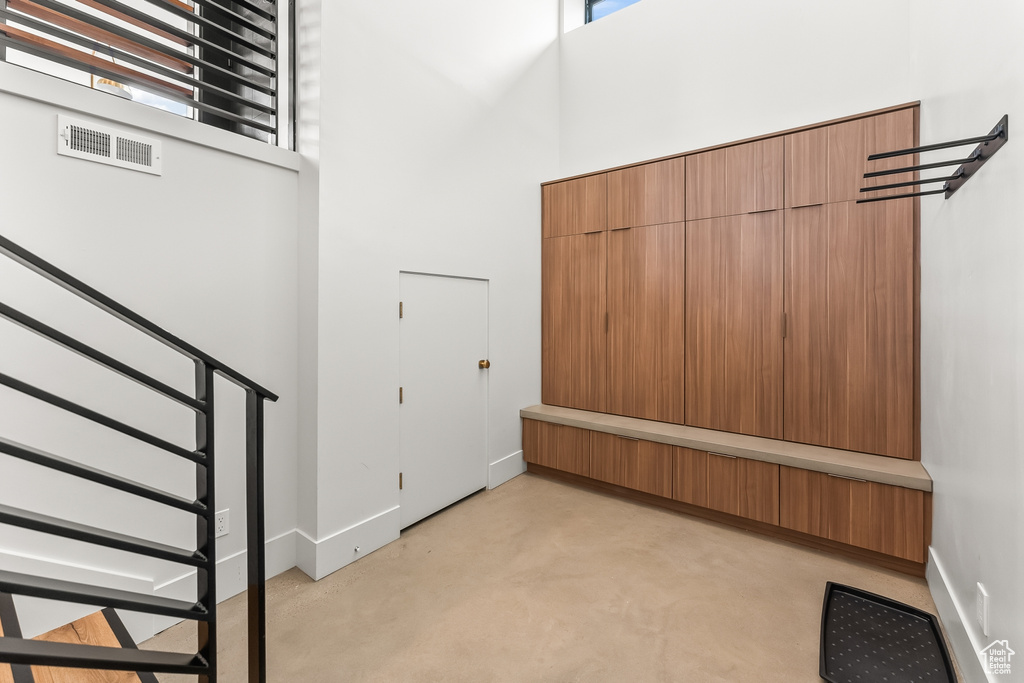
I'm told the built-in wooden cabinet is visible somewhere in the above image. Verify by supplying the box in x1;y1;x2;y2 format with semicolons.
707;453;780;524
542;174;608;238
685;211;784;439
779;466;925;563
522;419;591;477
829;109;916;203
608;157;686;229
685;137;784;220
541;232;608;413
785;200;915;459
608;222;686;423
541;104;918;460
523;418;929;570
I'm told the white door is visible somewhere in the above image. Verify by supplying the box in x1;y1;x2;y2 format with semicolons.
399;272;488;529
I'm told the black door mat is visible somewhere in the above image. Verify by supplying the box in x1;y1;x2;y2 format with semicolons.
820;582;957;682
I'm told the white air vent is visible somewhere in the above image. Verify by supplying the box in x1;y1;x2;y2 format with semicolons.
56;115;162;176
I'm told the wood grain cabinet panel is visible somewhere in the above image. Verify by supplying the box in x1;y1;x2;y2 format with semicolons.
607;223;686;423
779;466;828;536
784;205;829;447
522;419;591;477
707;454;779;524
828;109;916;203
541;232;608;413
608;157;686;229
672;447;708;507
636;440;674;498
827;475;925;563
543;174;608;238
686;212;784;439
785;201;915;459
686;137;783;220
590;432;639;489
826;200;914;459
785;127;828;208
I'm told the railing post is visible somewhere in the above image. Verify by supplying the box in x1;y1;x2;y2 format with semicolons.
196;361;217;683
246;390;267;683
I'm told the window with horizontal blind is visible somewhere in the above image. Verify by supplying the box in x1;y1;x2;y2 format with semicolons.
0;0;288;145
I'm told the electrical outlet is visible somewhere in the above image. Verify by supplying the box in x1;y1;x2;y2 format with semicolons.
215;510;230;538
976;582;989;636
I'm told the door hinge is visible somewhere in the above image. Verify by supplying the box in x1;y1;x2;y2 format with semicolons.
399;301;403;319
399;472;403;490
399;387;403;404
782;312;788;339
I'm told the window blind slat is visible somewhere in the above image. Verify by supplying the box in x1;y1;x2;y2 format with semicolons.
8;0;193;73
15;0;276;95
77;0;190;48
82;0;276;75
0;27;277;133
0;24;193;97
179;0;275;40
0;7;276;115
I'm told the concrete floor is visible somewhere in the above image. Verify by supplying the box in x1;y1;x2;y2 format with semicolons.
144;473;944;682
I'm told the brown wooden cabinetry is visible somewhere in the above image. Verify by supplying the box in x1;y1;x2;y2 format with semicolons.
608;157;686;229
542;174;608;238
829;109;916;203
686;138;783;220
779;466;926;563
672;447;708;507
522;419;591;477
706;453;780;524
785;200;915;459
541;232;608;413
784;127;828;208
686;211;784;438
590;433;673;497
608;222;686;423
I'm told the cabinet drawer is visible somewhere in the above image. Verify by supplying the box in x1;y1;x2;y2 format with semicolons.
707;453;779;524
779;466;926;563
522;419;591;477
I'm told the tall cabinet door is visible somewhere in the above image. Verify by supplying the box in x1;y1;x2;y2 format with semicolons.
607;223;686;423
785;200;914;458
542;232;608;413
686;212;784;439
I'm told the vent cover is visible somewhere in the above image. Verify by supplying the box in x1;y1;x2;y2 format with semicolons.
56;115;162;176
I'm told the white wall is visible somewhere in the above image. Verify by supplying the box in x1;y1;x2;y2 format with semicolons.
0;68;301;641
296;0;561;579
558;0;914;176
912;2;1024;680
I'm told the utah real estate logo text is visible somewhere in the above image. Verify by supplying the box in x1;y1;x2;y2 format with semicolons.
980;640;1015;676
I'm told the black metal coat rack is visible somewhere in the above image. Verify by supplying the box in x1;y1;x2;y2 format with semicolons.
858;114;1008;203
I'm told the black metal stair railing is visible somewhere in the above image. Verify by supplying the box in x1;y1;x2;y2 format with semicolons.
0;233;276;683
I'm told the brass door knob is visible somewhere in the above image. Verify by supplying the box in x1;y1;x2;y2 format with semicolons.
478;360;491;369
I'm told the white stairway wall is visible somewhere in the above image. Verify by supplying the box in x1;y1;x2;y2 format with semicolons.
912;2;1024;680
297;0;561;579
0;70;301;641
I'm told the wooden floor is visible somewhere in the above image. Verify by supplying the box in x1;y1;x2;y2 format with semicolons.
29;611;144;683
0;617;13;683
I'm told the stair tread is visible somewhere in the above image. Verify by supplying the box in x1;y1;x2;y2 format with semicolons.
0;571;207;621
0;639;207;674
0;504;203;567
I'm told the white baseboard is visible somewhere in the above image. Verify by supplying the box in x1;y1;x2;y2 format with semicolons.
295;506;401;581
488;450;526;489
927;547;992;683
